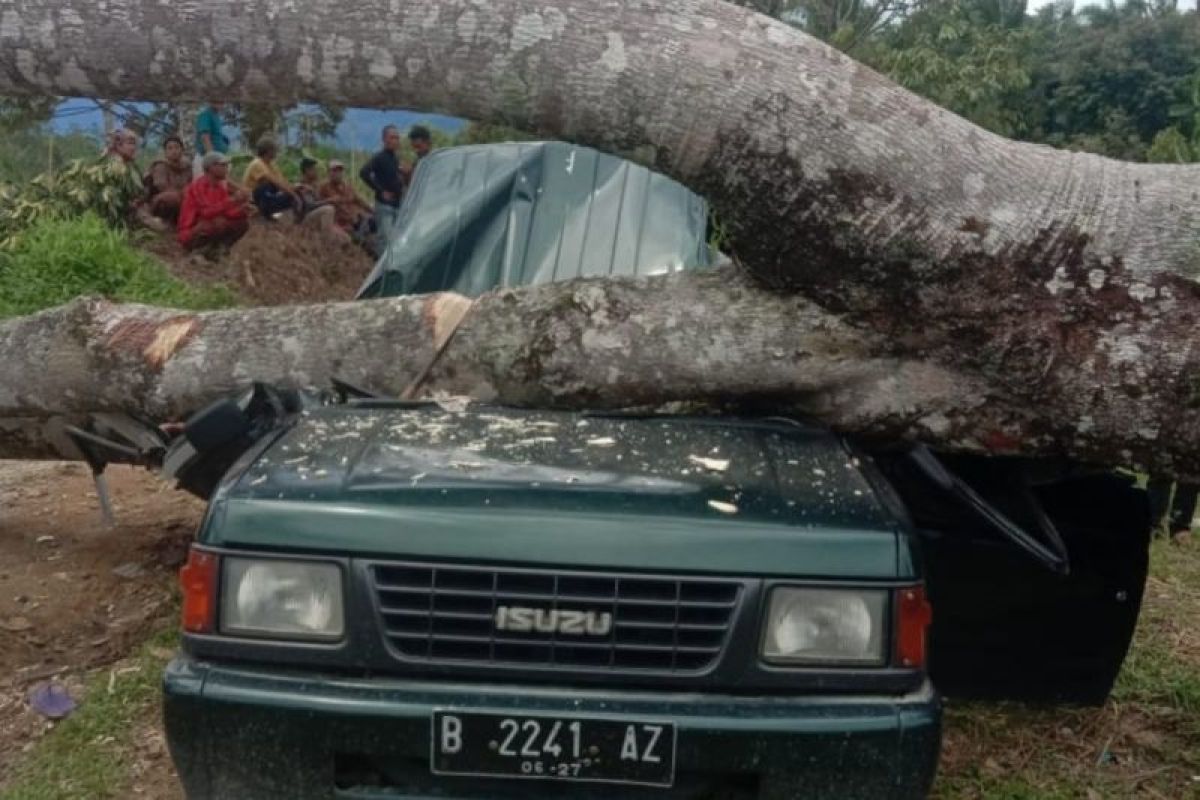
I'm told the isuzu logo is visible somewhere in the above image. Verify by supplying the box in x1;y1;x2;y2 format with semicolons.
494;606;613;636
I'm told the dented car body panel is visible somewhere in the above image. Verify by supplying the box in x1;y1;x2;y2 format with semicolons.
202;408;909;579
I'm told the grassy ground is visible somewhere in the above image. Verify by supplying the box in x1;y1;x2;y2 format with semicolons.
0;215;234;319
933;538;1200;799
0;629;178;800
1;541;1196;799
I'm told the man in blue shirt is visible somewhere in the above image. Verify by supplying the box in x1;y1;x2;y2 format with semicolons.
193;103;229;177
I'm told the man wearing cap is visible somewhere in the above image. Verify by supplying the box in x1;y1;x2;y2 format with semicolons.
319;159;373;237
178;152;251;253
295;157;348;244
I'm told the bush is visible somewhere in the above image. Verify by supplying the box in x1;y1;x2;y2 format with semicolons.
0;213;235;319
1147;126;1197;164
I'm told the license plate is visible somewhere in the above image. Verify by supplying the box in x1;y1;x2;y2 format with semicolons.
431;710;676;787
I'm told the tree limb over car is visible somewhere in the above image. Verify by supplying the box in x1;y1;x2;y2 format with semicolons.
1;0;1199;476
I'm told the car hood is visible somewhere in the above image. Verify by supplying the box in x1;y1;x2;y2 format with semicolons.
204;406;908;578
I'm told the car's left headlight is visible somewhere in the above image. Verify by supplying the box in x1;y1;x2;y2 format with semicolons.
761;587;887;666
220;557;345;641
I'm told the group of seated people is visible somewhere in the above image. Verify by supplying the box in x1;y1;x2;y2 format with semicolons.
107;128;376;254
240;138;374;246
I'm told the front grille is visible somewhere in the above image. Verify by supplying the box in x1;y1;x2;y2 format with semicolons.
370;562;743;673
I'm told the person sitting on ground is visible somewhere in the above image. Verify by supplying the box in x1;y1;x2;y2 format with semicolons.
243;137;298;218
178;152;251;253
295;157;348;244
103;128;168;233
144;135;192;225
359;125;405;239
318;160;373;237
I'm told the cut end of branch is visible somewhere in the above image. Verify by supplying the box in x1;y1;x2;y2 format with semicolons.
106;315;203;371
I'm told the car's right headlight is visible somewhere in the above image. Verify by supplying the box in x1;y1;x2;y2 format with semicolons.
220;557;345;641
761;587;887;666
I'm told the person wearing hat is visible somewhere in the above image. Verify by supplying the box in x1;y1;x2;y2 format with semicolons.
319;159;373;237
295;156;348;244
177;151;251;252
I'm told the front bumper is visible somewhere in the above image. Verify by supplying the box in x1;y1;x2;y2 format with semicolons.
163;656;941;800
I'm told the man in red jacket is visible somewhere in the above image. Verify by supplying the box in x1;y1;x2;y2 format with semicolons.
178;152;251;252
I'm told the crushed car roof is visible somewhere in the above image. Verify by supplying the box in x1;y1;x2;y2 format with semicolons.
357;142;712;299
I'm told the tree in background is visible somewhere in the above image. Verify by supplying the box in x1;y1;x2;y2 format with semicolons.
866;0;1036;137
1147;68;1200;162
734;0;913;52
227;103;346;148
0;96;57;133
1023;2;1200;160
741;0;1200;161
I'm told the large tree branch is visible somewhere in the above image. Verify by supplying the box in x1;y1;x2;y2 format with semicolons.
0;269;984;448
1;0;1199;476
0;268;1182;478
1;0;1197;287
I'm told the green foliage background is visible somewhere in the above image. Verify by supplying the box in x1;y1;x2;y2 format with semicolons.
744;0;1200;163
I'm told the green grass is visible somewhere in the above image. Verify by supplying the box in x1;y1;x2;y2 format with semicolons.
933;538;1200;799
0;214;234;318
0;629;179;800
1113;540;1200;721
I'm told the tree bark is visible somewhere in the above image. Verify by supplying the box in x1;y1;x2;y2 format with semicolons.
0;269;996;458
2;0;1200;474
0;267;1184;480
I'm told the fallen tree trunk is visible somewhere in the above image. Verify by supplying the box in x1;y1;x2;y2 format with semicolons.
0;267;1184;479
2;0;1200;474
1;269;996;459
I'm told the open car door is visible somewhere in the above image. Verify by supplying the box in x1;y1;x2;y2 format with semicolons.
872;449;1151;705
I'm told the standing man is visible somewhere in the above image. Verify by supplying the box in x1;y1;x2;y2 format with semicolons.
1147;478;1196;544
178;152;251;253
193;102;229;178
145;135;192;225
402;125;434;184
359;125;405;240
408;125;434;161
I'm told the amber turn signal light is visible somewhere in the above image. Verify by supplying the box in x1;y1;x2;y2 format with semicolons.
180;547;218;634
895;586;932;669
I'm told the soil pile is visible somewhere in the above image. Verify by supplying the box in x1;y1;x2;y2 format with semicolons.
144;218;375;306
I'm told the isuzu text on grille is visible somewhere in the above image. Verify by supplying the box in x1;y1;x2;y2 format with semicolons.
494;607;614;636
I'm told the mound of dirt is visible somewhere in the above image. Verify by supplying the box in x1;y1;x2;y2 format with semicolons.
143;219;375;306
